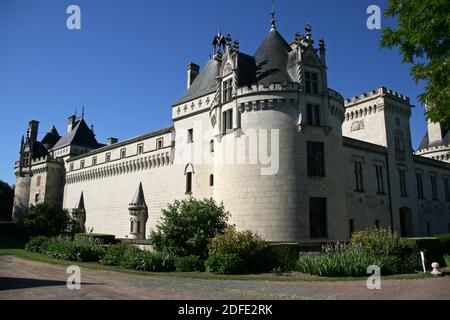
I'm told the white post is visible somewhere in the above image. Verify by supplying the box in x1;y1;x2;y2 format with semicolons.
420;251;427;272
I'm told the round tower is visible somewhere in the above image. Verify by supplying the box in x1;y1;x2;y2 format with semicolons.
128;182;148;240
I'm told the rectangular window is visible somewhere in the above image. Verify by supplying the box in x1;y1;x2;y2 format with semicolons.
106;153;111;163
186;172;192;194
399;169;407;197
137;144;144;155
222;79;233;103
69;163;74;172
431;175;438;200
120;148;126;159
416;172;424;199
354;160;364;192
137;221;141;234
307;141;325;177
36;175;41;187
375;165;385;194
306;104;320;126
80;160;85;169
92;156;97;166
375;220;380;229
130;221;134;233
222;109;233;134
187;129;193;143
305;71;319;94
444;177;450;202
309;197;327;238
35;193;39;203
156;138;163;150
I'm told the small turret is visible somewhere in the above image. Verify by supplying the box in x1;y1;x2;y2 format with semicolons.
72;192;86;232
128;182;148;240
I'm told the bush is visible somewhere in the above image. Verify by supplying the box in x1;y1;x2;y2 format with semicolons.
25;236;51;253
207;226;275;274
269;244;304;270
121;249;176;272
101;243;131;265
205;253;245;275
74;233;116;244
38;237;104;262
400;237;446;268
436;233;450;254
351;228;401;257
17;203;76;237
149;198;229;258
175;255;205;272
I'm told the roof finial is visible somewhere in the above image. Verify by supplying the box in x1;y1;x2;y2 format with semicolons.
270;0;276;31
81;104;85;120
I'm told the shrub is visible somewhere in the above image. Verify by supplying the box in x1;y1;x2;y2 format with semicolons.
149;198;229;258
74;233;116;244
205;253;245;275
400;237;446;268
175;255;205;272
269;244;302;270
17;203;76;237
101;243;132;265
25;236;51;253
43;238;104;262
436;233;450;254
351;228;401;257
207;226;275;274
122;250;176;272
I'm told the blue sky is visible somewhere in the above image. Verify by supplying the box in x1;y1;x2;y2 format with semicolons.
0;0;428;185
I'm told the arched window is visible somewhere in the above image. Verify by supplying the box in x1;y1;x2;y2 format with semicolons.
209;174;214;186
210;140;214;153
184;163;195;194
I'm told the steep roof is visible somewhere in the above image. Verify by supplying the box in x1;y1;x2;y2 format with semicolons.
418;126;450;150
130;182;146;206
51;119;100;151
23;140;49;159
254;30;293;84
41;126;61;150
75;192;85;210
174;59;220;105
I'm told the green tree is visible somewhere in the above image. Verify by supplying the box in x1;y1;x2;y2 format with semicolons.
17;203;75;237
380;0;450;126
0;180;14;221
149;198;229;258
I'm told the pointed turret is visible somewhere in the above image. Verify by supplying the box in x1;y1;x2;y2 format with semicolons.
128;182;148;240
72;192;86;232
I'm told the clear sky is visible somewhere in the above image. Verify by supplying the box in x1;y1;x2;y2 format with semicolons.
0;0;428;185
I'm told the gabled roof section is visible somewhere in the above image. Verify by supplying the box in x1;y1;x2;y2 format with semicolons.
174;59;219;105
51;118;100;151
41;126;61;150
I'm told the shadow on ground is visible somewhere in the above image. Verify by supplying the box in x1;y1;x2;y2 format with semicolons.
0;277;102;291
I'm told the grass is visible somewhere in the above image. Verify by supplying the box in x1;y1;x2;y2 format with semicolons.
0;244;440;282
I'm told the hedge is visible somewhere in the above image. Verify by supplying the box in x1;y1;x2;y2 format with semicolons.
269;244;302;270
400;237;446;268
74;233;116;244
436;234;450;254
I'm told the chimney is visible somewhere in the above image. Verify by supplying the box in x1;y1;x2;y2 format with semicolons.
107;137;118;146
187;63;200;89
427;120;443;145
67;115;76;132
28;120;39;142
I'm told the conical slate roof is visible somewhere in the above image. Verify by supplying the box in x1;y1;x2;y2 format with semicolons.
75;192;85;210
418;126;450;150
254;30;293;84
51;118;100;151
130;183;146;206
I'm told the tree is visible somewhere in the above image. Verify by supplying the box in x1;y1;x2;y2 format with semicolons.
16;203;75;237
0;180;14;221
380;0;450;126
149;198;229;258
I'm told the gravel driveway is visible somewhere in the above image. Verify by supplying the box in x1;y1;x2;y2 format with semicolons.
0;255;449;300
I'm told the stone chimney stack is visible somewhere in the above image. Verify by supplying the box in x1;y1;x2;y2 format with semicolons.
107;137;118;146
427;120;443;145
187;63;200;89
28;120;39;142
67;115;76;133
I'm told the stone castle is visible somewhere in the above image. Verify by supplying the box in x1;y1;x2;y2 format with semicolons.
11;14;450;241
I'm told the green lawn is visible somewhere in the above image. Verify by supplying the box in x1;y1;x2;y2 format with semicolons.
0;233;439;283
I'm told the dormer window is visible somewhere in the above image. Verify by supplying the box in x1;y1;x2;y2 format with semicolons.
305;71;319;95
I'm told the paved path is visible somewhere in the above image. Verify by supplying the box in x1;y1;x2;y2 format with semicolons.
0;255;449;300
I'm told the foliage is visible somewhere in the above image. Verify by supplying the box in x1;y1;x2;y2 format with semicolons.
101;243;176;272
380;0;450;126
205;253;245;275
175;255;205;272
16;203;76;237
74;233;116;244
0;180;14;221
25;236;51;253
351;228;402;257
400;237;446;268
149;198;229;258
25;236;104;262
436;233;450;254
206;226;275;274
269;244;303;270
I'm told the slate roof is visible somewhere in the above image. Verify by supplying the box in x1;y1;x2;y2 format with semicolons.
51;119;101;151
41;126;61;150
75;192;85;210
130;182;146;206
24;140;49;159
418;126;450;150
